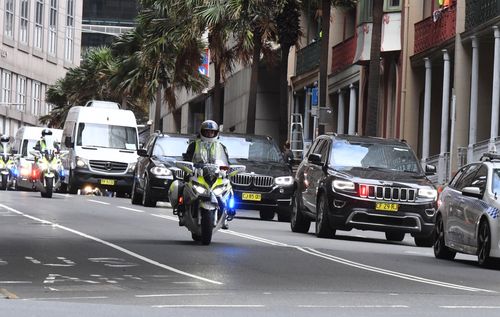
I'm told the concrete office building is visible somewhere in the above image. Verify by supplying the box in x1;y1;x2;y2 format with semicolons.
0;0;83;135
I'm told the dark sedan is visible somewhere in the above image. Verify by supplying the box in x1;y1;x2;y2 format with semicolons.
131;133;193;207
219;133;294;222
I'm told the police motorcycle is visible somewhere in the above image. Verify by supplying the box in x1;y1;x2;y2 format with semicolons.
29;136;67;198
0;136;19;190
169;150;245;245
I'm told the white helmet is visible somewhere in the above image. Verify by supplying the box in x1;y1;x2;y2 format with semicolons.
200;120;219;143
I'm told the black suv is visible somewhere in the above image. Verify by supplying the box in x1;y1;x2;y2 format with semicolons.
131;133;193;207
219;133;294;222
292;134;438;247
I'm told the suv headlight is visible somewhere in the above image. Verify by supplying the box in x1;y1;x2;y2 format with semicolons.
418;187;437;200
275;176;293;186
150;166;172;176
76;157;88;168
213;185;226;196
332;179;355;191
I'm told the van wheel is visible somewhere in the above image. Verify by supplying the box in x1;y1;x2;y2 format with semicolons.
68;170;78;194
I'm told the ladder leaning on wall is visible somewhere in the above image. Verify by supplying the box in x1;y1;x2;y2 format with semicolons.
289;113;305;162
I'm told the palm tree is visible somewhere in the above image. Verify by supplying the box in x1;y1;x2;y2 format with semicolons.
365;0;384;136
196;0;238;124
276;0;301;147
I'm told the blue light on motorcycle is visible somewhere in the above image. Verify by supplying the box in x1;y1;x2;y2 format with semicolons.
229;197;235;209
59;169;65;178
11;167;19;178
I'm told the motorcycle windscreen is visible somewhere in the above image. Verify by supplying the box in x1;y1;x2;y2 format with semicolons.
193;142;229;167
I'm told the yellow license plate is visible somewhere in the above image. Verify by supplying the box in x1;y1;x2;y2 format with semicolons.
242;193;262;201
100;179;116;186
375;202;399;212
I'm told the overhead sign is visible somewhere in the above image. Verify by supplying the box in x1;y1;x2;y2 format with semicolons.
198;49;209;77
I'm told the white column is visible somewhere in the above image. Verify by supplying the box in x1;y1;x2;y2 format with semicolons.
337;90;345;134
439;50;451;184
491;26;500;151
468;36;479;163
348;84;357;135
422;58;432;162
304;88;310;140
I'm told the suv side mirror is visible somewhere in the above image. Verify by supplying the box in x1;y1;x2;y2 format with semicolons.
308;153;322;165
137;149;149;157
64;136;73;148
425;164;436;175
462;186;483;199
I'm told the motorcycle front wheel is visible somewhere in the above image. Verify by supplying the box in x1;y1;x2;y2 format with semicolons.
0;174;7;190
200;210;214;245
41;177;54;198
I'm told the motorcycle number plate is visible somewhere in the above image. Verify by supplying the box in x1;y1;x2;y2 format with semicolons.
100;179;116;186
242;193;261;201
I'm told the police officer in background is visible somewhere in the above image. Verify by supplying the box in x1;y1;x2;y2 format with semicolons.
34;128;59;154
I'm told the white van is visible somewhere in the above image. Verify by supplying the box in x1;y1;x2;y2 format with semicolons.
12;127;63;190
61;104;139;195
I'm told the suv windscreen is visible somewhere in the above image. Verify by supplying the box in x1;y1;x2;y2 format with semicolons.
76;123;138;150
153;137;191;159
219;136;284;164
329;140;422;174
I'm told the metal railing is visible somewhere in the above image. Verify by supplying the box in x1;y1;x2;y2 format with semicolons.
296;40;321;76
465;0;500;31
414;3;456;55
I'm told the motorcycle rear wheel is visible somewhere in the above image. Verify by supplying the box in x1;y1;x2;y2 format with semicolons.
200;210;214;245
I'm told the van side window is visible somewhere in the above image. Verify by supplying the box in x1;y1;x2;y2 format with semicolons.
22;140;29;157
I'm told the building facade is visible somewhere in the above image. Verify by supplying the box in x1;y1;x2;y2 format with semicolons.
0;0;83;135
81;0;138;50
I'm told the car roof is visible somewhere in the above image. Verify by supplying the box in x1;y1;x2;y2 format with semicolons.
323;134;409;146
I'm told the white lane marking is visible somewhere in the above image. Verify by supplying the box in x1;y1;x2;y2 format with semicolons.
144;209;496;293
87;199;110;205
118;206;144;213
153;305;265;308
0;204;223;286
299;247;494;293
299;305;409;308
54;193;71;198
152;213;178;221
0;281;32;284
23;296;108;301
441;306;500;309
136;293;217;298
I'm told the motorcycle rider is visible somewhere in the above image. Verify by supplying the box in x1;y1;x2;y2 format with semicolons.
34;128;60;155
0;134;10;153
178;120;231;228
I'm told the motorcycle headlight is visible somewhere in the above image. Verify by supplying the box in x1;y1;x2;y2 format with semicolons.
39;162;49;170
418;187;437;200
332;179;355;191
193;183;208;195
213;185;226;196
150;166;172;176
76;157;88;168
127;162;137;173
275;176;294;186
0;162;5;169
51;162;60;170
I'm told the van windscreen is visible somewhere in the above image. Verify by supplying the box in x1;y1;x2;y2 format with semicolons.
76;123;137;150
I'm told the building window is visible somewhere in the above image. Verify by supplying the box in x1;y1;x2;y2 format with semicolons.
4;0;15;39
32;81;41;116
16;76;27;112
19;0;30;44
34;0;44;50
357;0;373;25
384;0;402;12
48;0;58;56
65;0;75;62
1;72;12;106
